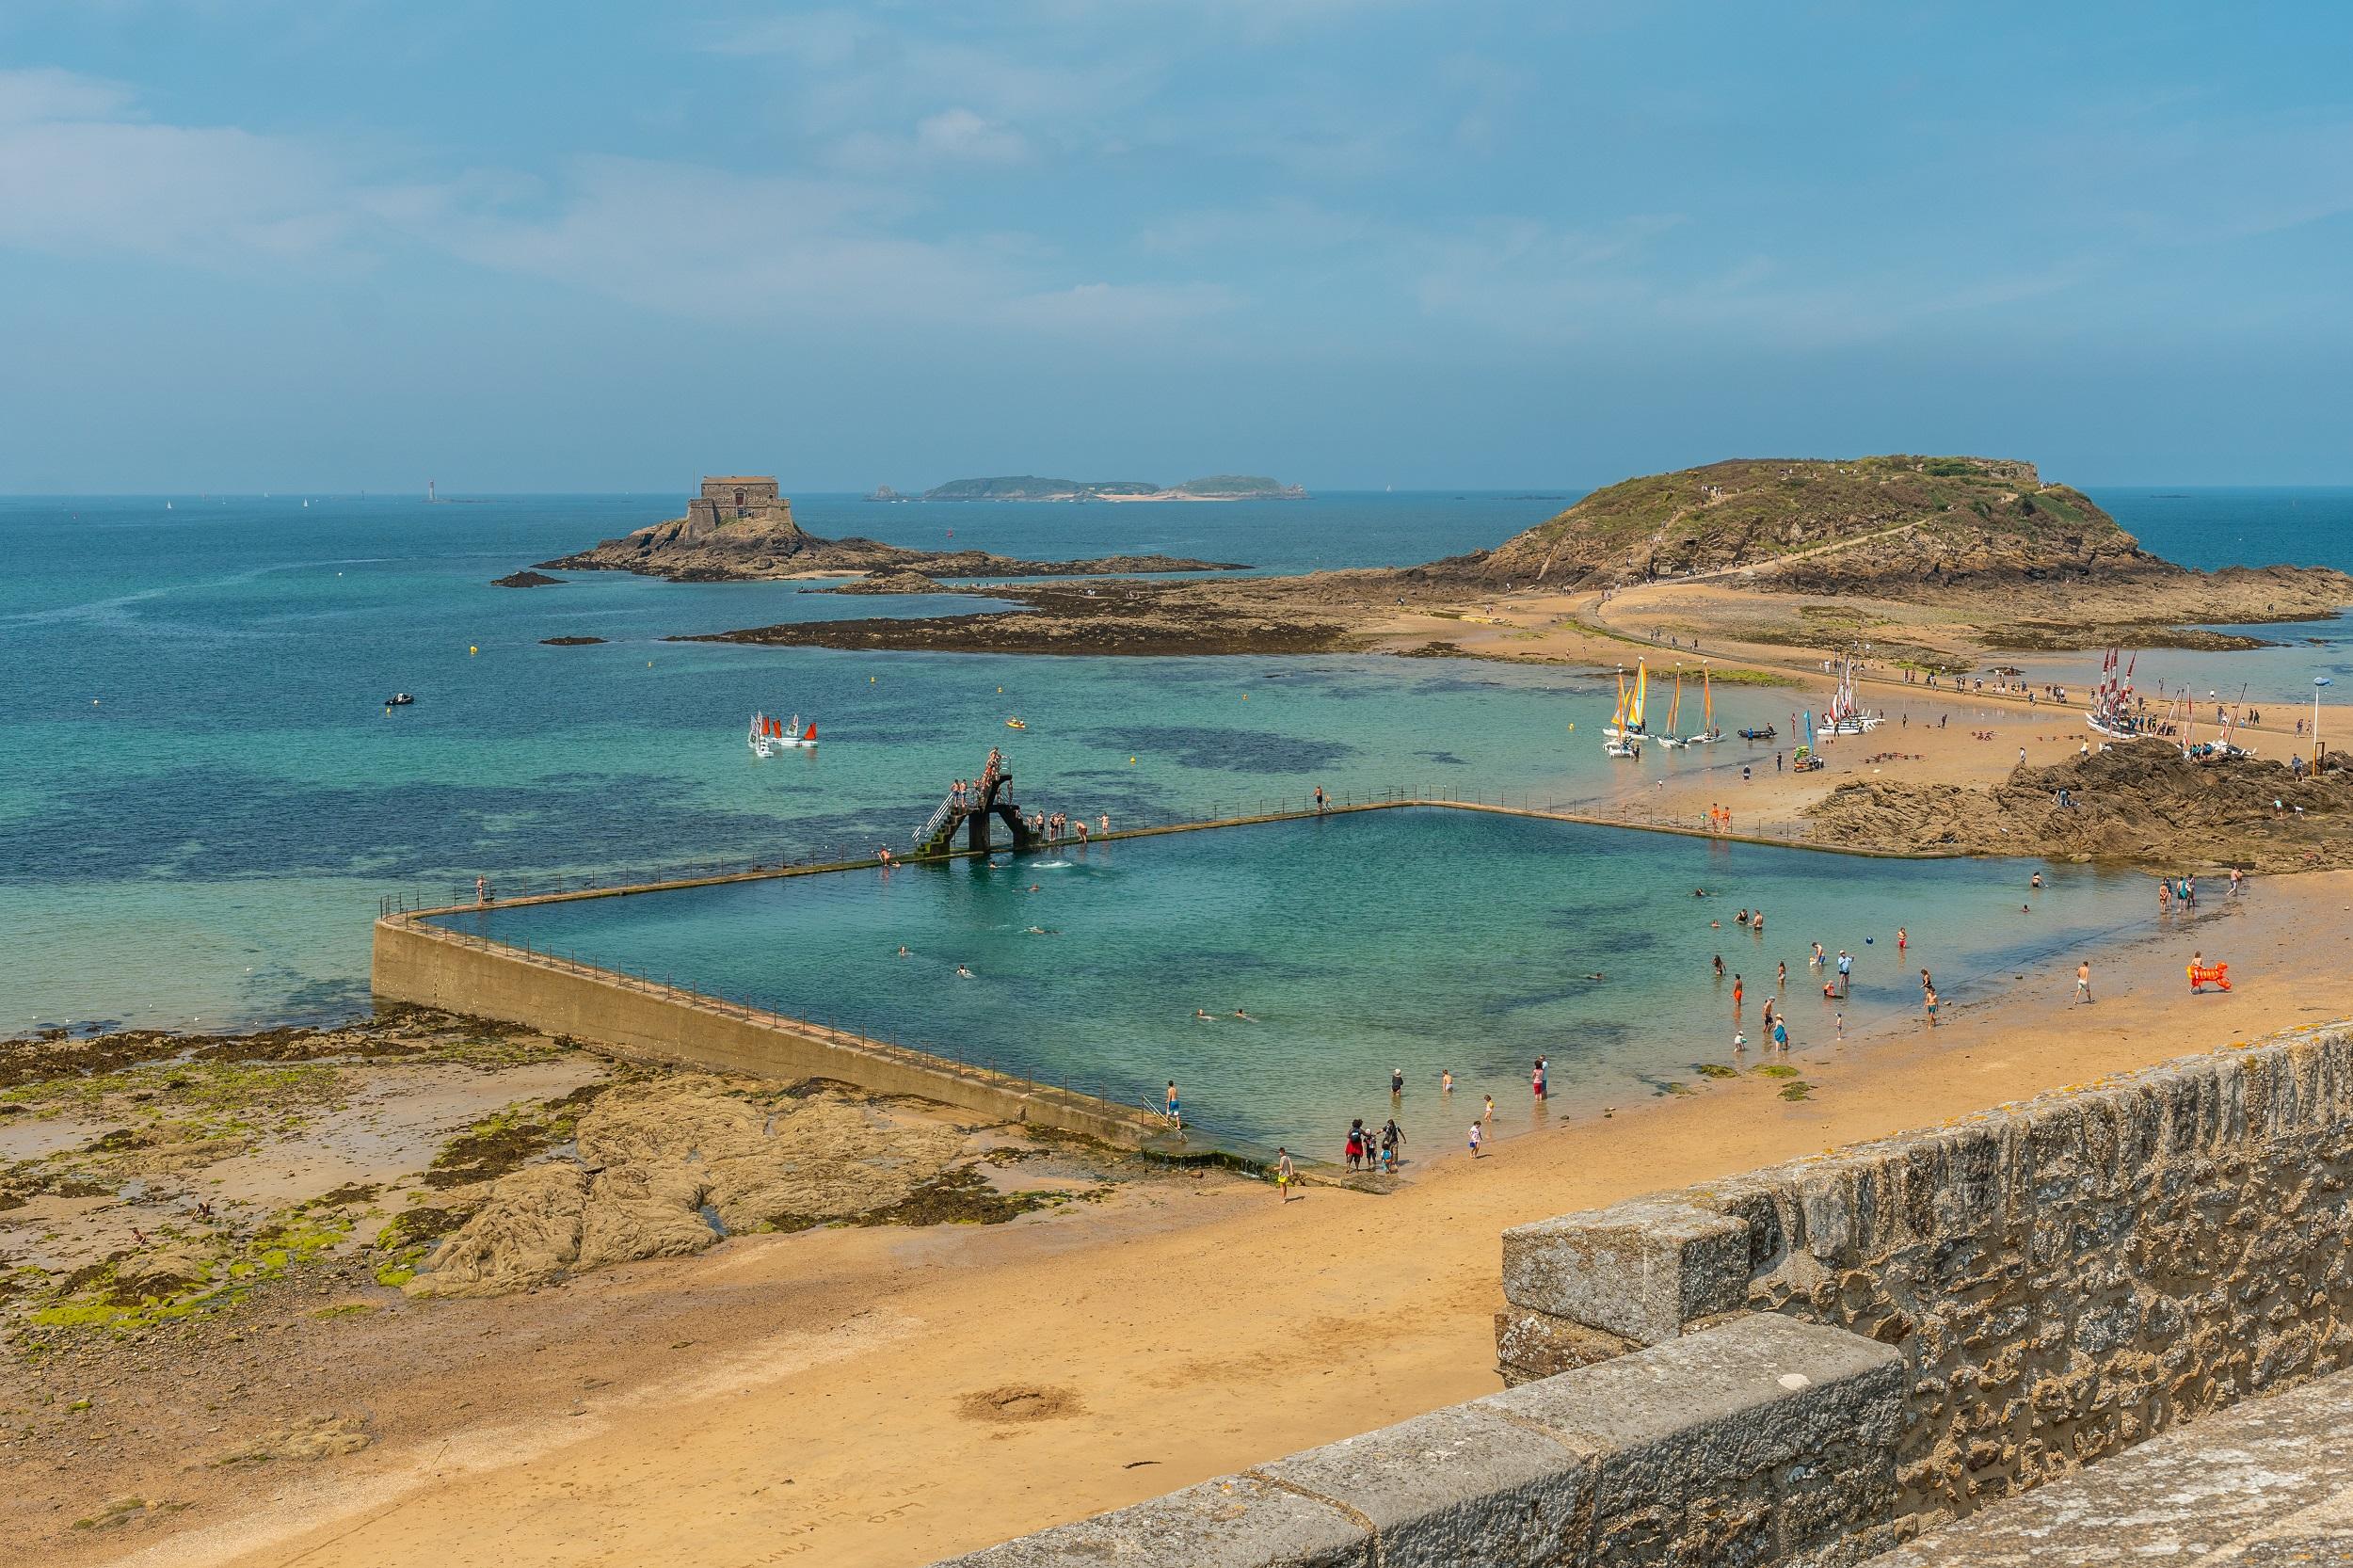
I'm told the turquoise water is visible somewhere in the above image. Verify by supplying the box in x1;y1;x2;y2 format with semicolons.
2;486;2340;1037
433;808;2143;1149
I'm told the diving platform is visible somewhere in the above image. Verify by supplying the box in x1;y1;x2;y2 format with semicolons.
911;760;1037;857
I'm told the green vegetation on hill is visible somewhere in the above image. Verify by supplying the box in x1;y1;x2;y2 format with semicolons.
1477;455;2146;591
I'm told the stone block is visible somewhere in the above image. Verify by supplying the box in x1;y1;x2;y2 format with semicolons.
1486;1314;1903;1519
1255;1401;1591;1568
928;1475;1369;1567
1503;1198;1750;1343
1495;1307;1638;1384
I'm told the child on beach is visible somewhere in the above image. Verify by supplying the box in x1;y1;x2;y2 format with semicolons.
1482;1095;1495;1124
1733;1029;1747;1055
1441;1069;1454;1096
1274;1148;1295;1201
1468;1122;1483;1158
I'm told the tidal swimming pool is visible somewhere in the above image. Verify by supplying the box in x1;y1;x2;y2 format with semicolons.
434;808;2146;1153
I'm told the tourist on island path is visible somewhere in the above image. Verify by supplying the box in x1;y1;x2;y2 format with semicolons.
1314;785;1327;814
1274;1148;1296;1201
1098;814;1110;836
2075;960;2092;1005
1468;1121;1483;1159
475;874;488;906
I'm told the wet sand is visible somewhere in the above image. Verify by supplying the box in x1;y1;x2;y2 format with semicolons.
57;868;2350;1568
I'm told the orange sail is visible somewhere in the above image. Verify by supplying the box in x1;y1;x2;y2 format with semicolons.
802;723;816;741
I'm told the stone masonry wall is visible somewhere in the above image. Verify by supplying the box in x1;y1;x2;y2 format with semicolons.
936;1314;1906;1568
1497;1024;2353;1539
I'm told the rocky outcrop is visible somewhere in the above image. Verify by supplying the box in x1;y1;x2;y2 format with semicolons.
490;569;563;588
538;508;1241;583
1805;744;2353;869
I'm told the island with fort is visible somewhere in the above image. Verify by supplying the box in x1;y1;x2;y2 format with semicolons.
536;475;1246;582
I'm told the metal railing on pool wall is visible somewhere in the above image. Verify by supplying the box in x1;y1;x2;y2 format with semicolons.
374;771;1822;920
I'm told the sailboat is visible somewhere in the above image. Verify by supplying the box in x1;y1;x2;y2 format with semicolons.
1791;710;1824;772
1685;666;1720;744
1824;653;1881;734
747;711;818;758
1657;674;1688;749
1605;661;1649;742
2085;648;2155;742
1602;672;1640;759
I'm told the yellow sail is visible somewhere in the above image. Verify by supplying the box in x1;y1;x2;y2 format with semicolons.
1611;671;1628;728
1702;666;1713;731
1629;662;1647;728
1665;674;1682;735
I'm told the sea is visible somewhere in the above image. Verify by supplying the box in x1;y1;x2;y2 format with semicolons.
4;486;2345;1139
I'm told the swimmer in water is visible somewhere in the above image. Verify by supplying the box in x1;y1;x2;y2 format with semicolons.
1195;1009;1212;1020
955;965;973;979
897;945;909;957
1234;1008;1254;1020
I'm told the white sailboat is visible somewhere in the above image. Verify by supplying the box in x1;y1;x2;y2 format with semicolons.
1825;653;1881;734
2085;648;2156;743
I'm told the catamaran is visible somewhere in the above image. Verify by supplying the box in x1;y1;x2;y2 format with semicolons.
1601;672;1641;759
748;712;817;758
1824;653;1881;734
1657;673;1688;748
1685;666;1720;745
1605;661;1649;742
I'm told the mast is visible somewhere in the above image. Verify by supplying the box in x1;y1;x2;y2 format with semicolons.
1666;674;1682;737
1702;667;1713;732
1630;662;1647;730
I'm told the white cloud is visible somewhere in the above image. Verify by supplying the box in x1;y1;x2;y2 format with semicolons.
0;67;136;125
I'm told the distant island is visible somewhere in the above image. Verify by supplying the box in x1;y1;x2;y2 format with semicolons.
920;474;1308;503
538;475;1245;583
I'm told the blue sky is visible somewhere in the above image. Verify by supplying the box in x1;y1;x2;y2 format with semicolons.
3;1;2349;491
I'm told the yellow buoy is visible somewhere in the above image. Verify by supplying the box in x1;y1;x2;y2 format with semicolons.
1129;756;1137;764
469;645;478;655
1241;693;1249;700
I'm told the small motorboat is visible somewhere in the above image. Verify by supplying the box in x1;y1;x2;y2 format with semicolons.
1005;717;1027;729
1737;725;1775;741
385;693;415;707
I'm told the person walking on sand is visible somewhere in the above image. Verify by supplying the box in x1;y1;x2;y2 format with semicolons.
1468;1120;1483;1158
1274;1147;1296;1201
1924;987;1940;1026
2074;960;2092;1004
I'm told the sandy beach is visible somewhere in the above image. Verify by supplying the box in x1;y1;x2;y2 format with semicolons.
21;844;2339;1568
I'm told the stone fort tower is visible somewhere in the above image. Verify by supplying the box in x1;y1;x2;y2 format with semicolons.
684;475;793;535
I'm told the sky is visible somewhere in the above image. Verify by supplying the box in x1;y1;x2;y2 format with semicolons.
2;1;2350;492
